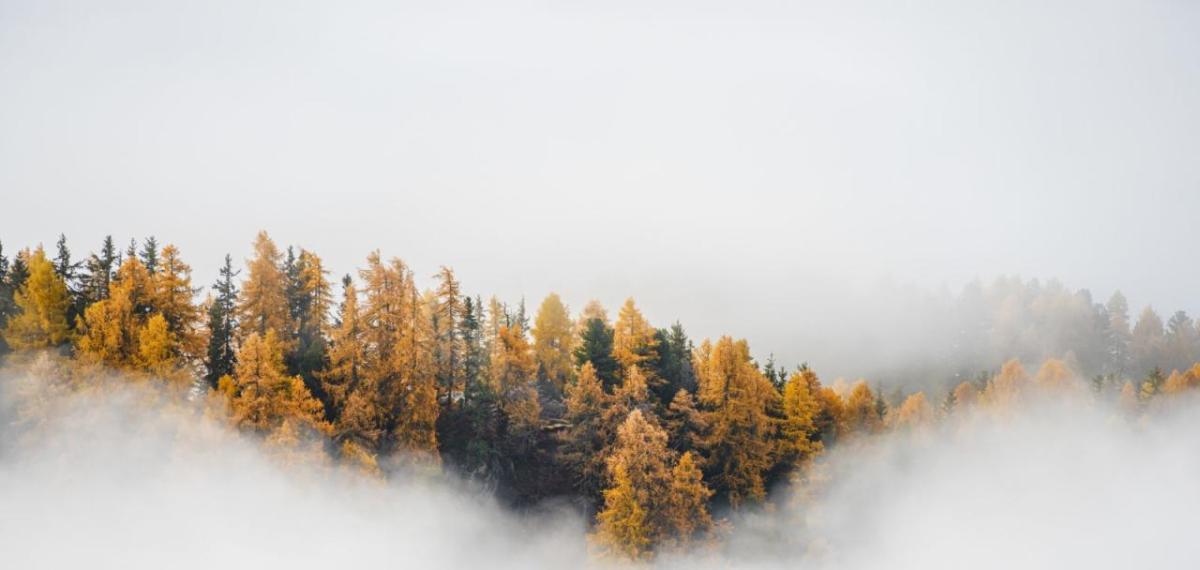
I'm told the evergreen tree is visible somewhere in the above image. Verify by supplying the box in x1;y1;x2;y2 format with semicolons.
432;266;465;407
139;236;159;274
204;254;240;387
80;236;118;307
575;317;620;391
285;249;332;392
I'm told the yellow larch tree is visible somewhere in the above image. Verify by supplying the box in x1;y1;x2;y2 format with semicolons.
359;252;439;459
1034;358;1079;392
150;244;203;360
891;392;934;431
238;231;293;342
221;331;329;438
432;266;465;407
844;380;881;435
593;463;651;560
663;451;714;548
780;369;822;467
532;292;575;390
696;336;777;507
983;359;1029;410
3;248;71;349
612;297;659;372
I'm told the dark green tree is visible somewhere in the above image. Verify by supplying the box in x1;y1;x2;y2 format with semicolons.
204;254;240;387
575;317;620;391
139;236;160;274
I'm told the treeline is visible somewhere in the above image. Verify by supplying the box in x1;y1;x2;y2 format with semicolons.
2;232;1199;561
875;276;1200;388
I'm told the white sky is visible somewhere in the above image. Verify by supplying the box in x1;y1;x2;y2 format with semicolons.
2;0;1198;377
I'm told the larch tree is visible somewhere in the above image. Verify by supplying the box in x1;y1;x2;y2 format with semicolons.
220;330;330;438
560;361;609;501
663;389;706;455
664;451;714;548
238;231;293;342
321;275;365;419
1131;306;1164;377
532;292;575;391
593;463;650;560
432;266;465;407
891;392;934;431
151;244;203;361
3;248;71;350
695;336;778;507
780;370;822;467
844;380;881;435
359;252;439;459
612;297;659;372
983;359;1030;410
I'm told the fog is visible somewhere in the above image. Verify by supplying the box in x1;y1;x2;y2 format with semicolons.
3;0;1200;378
4;360;1199;569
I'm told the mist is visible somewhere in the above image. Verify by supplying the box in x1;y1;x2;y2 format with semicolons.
4;357;1199;568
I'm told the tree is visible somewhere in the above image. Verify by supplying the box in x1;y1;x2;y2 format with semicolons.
663;451;713;547
1106;291;1132;375
575;316;620;391
780;370;821;466
52;234;84;328
594;409;712;557
139;236;160;274
560;362;610;500
533;293;575;391
845;380;881;435
612;298;659;372
286;249;332;390
431;267;465;406
652;322;697;401
3;248;71;350
663;389;706;454
593;463;650;560
152;244;203;360
892;392;934;431
983;359;1029;410
220;330;329;438
321;275;365;419
238;231;293;341
136;313;181;379
1034;358;1078;392
204;255;240;387
695;336;777;507
359;252;439;459
1131;306;1164;377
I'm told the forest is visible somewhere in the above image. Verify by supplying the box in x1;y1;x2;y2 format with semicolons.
2;231;1199;562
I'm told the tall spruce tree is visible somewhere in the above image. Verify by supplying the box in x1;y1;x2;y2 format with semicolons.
205;254;240;387
575;317;620;391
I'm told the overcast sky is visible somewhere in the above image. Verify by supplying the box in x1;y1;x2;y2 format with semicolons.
2;0;1198;377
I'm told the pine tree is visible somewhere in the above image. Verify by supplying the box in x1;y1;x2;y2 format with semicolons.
52;234;84;329
3;248;71;350
575;316;620;391
532;293;575;391
286;249;332;391
80;236;118;307
139;236;159;274
204;254;240;387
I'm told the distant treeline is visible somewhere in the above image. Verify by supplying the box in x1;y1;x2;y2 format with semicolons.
2;232;1197;561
